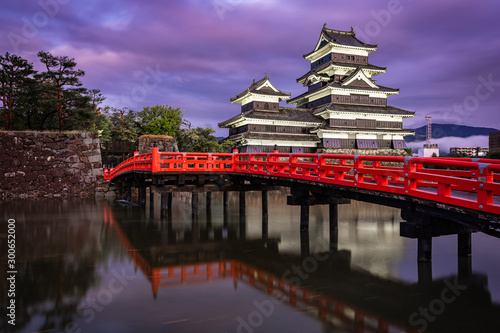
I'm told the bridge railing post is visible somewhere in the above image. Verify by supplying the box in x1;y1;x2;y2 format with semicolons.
152;147;159;173
403;157;417;194
476;164;494;210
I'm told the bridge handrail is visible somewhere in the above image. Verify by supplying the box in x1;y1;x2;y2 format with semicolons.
103;148;500;215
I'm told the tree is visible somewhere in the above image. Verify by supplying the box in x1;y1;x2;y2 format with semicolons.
178;127;234;153
0;52;35;130
486;150;500;159
105;107;138;142
87;89;106;114
36;51;87;132
135;104;185;138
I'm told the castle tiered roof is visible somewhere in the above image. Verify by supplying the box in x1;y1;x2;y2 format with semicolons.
303;25;378;60
219;24;415;153
230;74;291;104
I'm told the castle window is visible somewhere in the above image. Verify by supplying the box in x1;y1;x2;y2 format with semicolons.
264;103;269;110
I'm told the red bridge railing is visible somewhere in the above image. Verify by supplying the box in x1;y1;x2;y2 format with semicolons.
103;148;500;215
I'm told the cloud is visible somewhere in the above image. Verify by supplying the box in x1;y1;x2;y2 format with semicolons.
1;0;499;136
407;135;490;155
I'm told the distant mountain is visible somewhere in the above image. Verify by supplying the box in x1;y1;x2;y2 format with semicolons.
405;124;498;143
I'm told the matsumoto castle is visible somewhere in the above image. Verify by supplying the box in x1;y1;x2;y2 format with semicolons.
219;25;415;154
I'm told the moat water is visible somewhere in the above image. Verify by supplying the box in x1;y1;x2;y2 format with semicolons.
1;190;500;332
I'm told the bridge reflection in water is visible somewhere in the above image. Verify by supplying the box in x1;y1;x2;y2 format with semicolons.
103;194;500;333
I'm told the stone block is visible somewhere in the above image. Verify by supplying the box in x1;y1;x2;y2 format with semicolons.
88;155;101;163
51;169;65;177
85;176;96;183
92;168;103;177
82;138;93;145
25;173;38;182
6;150;18;157
71;163;86;170
46;142;66;150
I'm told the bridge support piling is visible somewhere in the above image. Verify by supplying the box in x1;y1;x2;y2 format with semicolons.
239;191;246;218
192;192;199;221
418;261;433;286
300;231;310;257
300;205;309;232
329;204;339;252
126;186;132;202
262;191;269;240
119;184;123;200
139;187;146;207
206;192;212;228
458;256;472;278
262;190;268;219
458;232;472;257
206;192;212;212
160;193;168;219
239;210;246;240
224;191;229;208
458;232;472;277
168;193;173;216
149;187;154;209
417;236;432;262
223;191;229;228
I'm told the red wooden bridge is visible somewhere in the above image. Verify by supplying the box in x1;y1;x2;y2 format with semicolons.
104;147;500;216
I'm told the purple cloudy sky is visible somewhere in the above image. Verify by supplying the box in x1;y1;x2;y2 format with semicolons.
1;0;499;136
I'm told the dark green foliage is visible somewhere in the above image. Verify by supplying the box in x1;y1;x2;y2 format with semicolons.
486;150;500;159
178;127;234;153
135;104;184;138
0;52;36;130
104;107;138;142
0;51;102;132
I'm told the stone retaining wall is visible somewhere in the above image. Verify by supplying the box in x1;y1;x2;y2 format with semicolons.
0;131;112;198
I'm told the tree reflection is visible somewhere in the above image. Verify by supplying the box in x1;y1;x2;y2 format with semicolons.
0;199;106;332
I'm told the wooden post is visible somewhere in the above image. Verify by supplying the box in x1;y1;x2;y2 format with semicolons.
161;193;168;218
418;261;433;286
126;186;132;202
262;191;268;240
223;191;229;228
167;192;173;216
329;204;339;252
239;211;246;240
458;232;471;257
224;191;229;208
149;187;154;209
300;231;310;257
239;191;246;218
262;190;268;218
206;192;212;213
139;187;146;207
458;256;472;278
119;183;123;200
300;205;309;232
458;232;472;278
192;192;199;221
206;192;212;228
418;236;432;262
